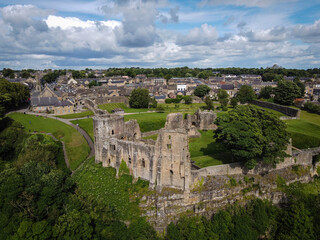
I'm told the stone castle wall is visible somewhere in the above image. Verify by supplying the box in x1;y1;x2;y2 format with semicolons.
89;97;318;230
95;96;129;106
251;100;300;118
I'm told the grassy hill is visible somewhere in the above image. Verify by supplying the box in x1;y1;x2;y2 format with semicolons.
8;113;90;170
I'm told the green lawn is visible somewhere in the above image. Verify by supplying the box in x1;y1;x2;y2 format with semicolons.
8;113;90;170
142;134;158;141
98;103;151;113
285;110;320;149
71;118;94;141
124;112;168;132
72;157;149;220
189;130;232;168
56;110;94;119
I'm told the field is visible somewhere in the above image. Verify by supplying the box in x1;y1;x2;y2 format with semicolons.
98;103;151;113
124;112;168;132
189;130;232;168
71;118;94;141
72;157;149;220
158;103;207;113
285;110;320;149
56;110;94;119
8;113;90;170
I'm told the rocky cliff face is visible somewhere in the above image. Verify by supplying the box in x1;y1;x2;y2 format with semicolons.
141;164;316;231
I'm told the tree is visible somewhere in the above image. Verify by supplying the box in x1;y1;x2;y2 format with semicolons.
183;96;192;104
259;86;273;99
294;77;306;98
236;85;256;104
215;105;289;168
129;88;150;108
204;96;214;110
218;89;229;111
230;97;238;108
149;97;157;108
194;85;211;99
274;80;301;106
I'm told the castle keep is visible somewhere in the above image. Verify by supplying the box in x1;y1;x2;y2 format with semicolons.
93;107;216;191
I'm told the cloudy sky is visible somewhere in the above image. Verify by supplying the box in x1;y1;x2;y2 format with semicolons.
0;0;319;70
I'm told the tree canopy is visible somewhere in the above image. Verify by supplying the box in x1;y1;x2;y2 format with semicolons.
236;85;256;104
215;105;289;169
217;89;229;111
274;80;301;106
259;86;273;99
194;85;211;98
129;88;150;108
0;79;30;117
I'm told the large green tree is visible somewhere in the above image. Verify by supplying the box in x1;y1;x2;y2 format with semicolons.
215;105;289;168
217;89;229;111
274;80;301;105
194;85;211;99
236;85;256;104
129;88;150;108
259;86;273;99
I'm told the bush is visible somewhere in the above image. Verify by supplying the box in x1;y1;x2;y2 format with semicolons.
303;102;320;114
156;106;165;113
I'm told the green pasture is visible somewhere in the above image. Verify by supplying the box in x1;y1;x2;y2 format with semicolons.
124;113;168;132
72;157;149;220
56;110;94;119
8;113;90;170
142;134;158;141
285;110;320;149
189;130;232;168
98;103;151;113
71;118;94;141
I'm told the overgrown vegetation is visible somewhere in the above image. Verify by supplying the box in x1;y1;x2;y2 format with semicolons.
215;105;289;169
8;113;89;170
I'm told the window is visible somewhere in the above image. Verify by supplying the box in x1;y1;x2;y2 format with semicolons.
111;130;114;135
169;135;171;140
141;158;145;168
170;170;173;175
167;144;171;149
129;157;132;164
108;159;111;164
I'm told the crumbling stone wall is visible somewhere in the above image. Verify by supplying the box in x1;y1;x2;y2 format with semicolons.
95;96;129;106
94;111;192;191
251;100;300;118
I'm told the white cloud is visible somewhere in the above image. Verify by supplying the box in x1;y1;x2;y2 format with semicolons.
177;24;218;46
291;19;320;43
199;0;298;8
45;15;121;30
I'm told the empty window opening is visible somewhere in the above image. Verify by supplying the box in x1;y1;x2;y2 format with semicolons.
108;159;111;164
169;135;171;139
110;145;116;150
111;130;114;135
170;170;174;175
167;144;171;149
129;157;132;164
192;122;196;126
142;159;145;168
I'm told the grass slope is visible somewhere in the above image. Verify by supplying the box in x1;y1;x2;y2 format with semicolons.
56;111;94;119
124;113;168;132
189;130;232;168
71;118;94;141
285;110;320;149
8;113;90;170
72;157;149;220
